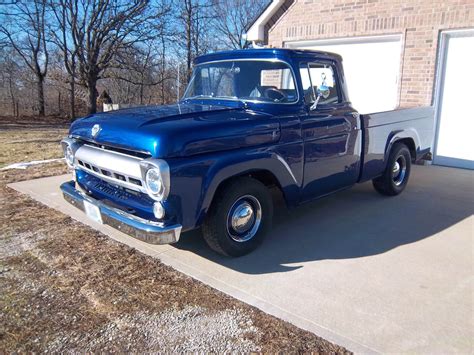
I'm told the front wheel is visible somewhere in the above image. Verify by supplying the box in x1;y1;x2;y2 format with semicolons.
373;142;412;196
202;177;273;257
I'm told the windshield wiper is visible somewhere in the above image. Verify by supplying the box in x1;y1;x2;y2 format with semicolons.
184;94;215;100
213;96;249;109
185;95;249;109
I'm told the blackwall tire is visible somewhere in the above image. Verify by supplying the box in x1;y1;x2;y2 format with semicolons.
373;143;412;196
202;177;273;257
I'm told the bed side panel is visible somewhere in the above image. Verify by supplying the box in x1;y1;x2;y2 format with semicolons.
359;107;434;182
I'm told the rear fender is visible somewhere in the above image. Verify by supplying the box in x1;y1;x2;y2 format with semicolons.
385;128;420;166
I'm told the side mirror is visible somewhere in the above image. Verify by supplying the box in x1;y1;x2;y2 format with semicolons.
318;85;330;99
310;85;331;111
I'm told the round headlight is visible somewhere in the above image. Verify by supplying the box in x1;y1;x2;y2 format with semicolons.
146;168;164;197
65;146;74;167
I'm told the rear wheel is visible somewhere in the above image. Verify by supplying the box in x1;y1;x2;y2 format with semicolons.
202;177;273;257
373;143;412;196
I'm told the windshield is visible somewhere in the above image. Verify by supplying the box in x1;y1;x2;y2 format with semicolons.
183;60;298;104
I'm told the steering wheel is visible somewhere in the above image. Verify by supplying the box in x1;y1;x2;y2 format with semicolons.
264;87;287;102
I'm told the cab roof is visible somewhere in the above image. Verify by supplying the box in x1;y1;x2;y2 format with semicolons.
194;48;343;65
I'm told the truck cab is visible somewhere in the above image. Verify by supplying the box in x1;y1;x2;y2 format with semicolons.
61;49;434;256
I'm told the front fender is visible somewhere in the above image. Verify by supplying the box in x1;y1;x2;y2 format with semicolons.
168;147;302;230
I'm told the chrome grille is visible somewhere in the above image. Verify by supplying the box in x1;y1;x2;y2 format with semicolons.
74;144;146;193
77;159;143;186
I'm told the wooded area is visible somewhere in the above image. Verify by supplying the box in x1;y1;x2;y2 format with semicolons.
0;0;269;118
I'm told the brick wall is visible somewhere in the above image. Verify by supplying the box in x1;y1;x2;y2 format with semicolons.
266;0;474;107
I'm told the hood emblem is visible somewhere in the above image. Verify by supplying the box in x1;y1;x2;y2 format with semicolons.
91;124;101;138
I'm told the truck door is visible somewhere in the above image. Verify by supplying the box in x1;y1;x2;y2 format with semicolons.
300;61;361;201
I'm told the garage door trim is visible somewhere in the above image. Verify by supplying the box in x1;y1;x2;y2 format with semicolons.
432;28;474;170
284;33;402;48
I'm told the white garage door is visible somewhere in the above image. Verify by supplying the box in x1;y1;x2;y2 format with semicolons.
433;29;474;169
286;35;402;114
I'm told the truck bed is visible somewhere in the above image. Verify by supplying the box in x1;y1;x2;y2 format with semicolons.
359;106;434;182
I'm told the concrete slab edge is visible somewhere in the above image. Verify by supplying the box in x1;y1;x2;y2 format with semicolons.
8;177;380;354
157;251;381;354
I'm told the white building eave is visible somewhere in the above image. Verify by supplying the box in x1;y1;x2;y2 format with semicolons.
246;0;285;43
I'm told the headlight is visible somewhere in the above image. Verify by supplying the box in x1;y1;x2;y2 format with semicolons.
145;168;164;198
61;138;78;168
140;159;170;202
65;145;74;167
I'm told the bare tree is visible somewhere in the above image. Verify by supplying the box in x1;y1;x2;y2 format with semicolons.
51;0;161;114
49;0;79;119
103;0;173;106
211;0;270;49
0;0;272;117
176;0;214;83
159;34;167;104
108;45;169;105
179;0;194;83
0;48;20;116
0;0;49;116
156;1;174;104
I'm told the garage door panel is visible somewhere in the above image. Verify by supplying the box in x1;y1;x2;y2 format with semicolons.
287;35;402;114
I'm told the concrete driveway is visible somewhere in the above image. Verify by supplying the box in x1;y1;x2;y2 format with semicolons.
9;165;474;353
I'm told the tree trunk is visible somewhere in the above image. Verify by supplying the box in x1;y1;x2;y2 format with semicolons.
161;73;165;104
58;91;61;115
37;75;45;116
70;78;76;120
8;76;15;116
69;62;76;120
161;37;166;105
87;77;98;114
139;83;144;105
186;5;192;84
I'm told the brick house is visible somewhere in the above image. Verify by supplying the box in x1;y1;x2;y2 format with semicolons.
247;0;474;169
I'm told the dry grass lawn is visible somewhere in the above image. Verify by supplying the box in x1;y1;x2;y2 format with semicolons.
0;116;349;353
0;116;68;168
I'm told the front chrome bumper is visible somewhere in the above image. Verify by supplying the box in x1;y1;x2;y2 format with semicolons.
60;180;181;244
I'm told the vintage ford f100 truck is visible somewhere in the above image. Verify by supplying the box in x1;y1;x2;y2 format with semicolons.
61;48;434;256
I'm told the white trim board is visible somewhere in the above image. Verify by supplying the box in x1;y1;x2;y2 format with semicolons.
432;28;474;169
285;34;402;47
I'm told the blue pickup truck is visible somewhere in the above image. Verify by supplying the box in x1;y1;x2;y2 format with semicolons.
61;49;434;256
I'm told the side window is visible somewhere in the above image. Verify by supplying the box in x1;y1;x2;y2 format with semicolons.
300;62;340;105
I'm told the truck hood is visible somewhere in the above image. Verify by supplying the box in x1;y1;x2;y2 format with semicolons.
69;103;280;158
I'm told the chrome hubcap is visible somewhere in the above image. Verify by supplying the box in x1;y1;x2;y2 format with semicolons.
392;161;400;175
392;156;407;186
231;202;255;233
226;195;262;242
